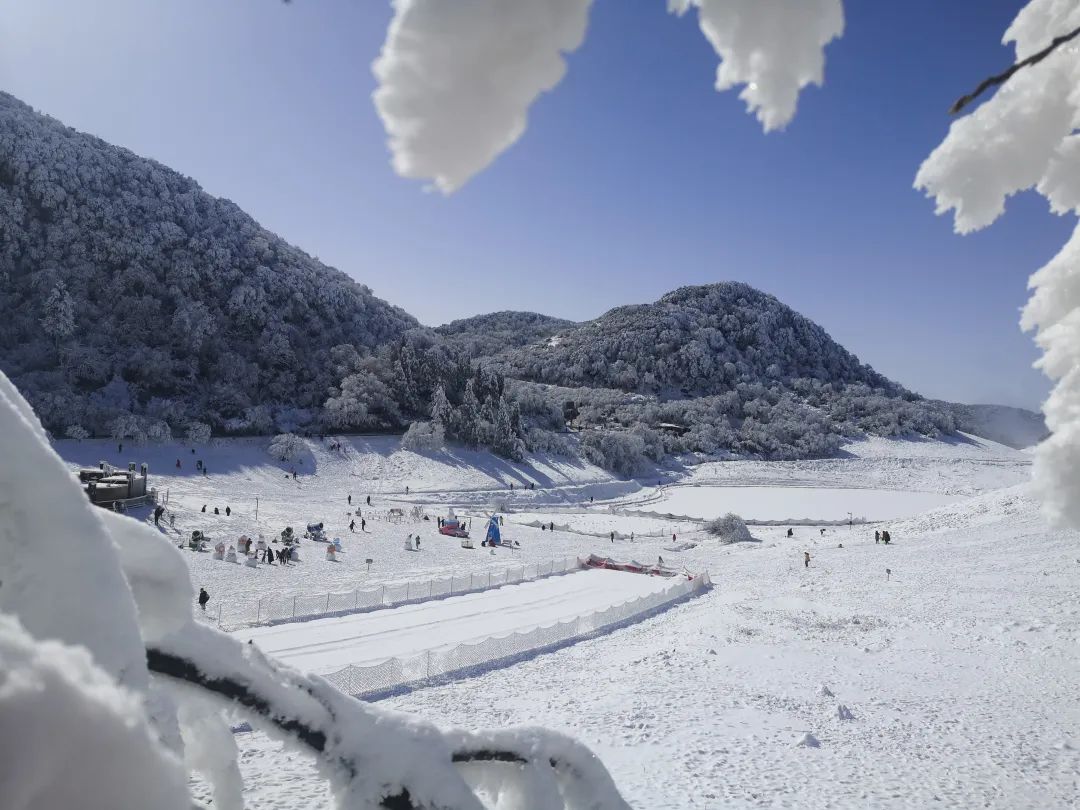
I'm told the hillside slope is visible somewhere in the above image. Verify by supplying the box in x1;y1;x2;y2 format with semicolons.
494;284;894;395
0;92;416;435
940;402;1047;449
435;311;577;359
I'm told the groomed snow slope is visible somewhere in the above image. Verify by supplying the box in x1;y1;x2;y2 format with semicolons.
241;569;676;674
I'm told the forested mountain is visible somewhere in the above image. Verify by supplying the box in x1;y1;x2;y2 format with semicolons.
495;283;898;395
0;92;415;436
0;92;1008;470
435;311;576;359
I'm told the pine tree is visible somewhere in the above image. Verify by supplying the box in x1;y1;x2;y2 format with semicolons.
430;384;452;428
456;379;481;447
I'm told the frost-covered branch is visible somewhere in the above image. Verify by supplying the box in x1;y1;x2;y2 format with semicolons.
949;23;1080;114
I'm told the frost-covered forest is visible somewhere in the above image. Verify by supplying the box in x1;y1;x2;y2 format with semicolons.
0;92;415;437
0;90;1035;472
435;310;576;359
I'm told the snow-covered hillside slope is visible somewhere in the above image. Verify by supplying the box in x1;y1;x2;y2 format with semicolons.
940;402;1048;449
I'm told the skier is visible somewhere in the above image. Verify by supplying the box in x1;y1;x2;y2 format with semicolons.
203;467;208;477
804;551;811;568
875;530;880;544
883;530;891;545
672;533;677;542
118;442;123;454
349;520;355;532
176;459;181;469
361;518;366;532
348;494;352;506
153;505;164;526
366;495;371;506
406;486;410;495
630;532;634;542
213;507;219;515
610;531;615;543
225;506;231;517
510;482;514;491
197;588;210;611
201;504;207;513
787;528;793;538
415;536;421;551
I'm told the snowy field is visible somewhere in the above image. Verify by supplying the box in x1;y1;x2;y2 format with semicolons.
622;484;961;521
54;432;1080;809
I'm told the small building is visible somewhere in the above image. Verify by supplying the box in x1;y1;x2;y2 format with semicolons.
83;461;151;508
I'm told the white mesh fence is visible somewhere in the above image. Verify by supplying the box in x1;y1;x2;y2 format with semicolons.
216;556;581;630
321;571;711;700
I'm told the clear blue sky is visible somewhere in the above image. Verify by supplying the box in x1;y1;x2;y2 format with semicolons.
0;0;1067;409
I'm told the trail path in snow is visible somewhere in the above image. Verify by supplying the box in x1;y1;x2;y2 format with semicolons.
240;569;675;673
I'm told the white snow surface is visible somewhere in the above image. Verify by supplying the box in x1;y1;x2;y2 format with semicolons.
242;569;677;674
51;430;1080;808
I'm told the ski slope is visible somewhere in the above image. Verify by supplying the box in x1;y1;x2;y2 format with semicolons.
241;568;675;674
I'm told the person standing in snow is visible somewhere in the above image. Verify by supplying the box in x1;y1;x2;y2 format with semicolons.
787;528;793;538
225;506;231;517
198;588;209;611
176;459;181;469
883;530;891;545
118;442;123;454
366;495;371;505
875;530;881;544
804;551;811;568
361;518;366;532
348;494;352;506
201;504;207;513
214;507;219;515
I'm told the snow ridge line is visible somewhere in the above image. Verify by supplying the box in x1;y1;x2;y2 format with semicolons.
319;571;712;702
215;557;582;631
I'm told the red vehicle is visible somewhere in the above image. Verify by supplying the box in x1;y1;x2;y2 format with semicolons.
439;513;469;538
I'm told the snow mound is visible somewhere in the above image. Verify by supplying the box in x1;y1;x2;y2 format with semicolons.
836;704;855;721
0;615;188;810
795;732;821;748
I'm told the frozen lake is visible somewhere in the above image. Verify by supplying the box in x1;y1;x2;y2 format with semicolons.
627;484;963;522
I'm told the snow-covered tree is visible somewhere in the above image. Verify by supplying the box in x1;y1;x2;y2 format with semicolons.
64;424;89;441
400;419;446;451
268;432;304;462
185;421;211;445
430;383;453;427
40;279;75;349
915;1;1080;527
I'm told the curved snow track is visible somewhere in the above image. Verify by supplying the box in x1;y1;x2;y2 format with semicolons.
242;569;678;674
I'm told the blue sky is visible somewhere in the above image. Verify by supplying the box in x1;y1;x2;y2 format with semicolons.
0;0;1067;409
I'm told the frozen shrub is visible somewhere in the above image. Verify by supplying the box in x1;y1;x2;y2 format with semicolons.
706;513;754;544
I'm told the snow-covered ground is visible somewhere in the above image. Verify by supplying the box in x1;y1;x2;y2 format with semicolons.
54;432;1080;808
